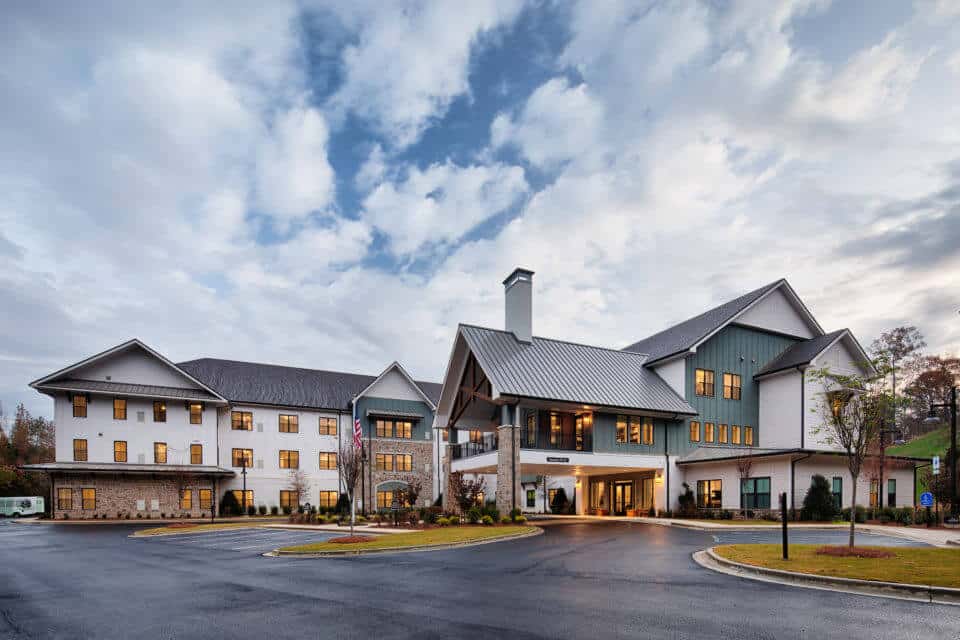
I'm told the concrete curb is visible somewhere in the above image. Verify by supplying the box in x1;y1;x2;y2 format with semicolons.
696;546;960;606
266;526;544;558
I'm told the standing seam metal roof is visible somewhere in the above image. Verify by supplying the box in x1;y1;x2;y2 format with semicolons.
754;329;849;378
459;324;696;414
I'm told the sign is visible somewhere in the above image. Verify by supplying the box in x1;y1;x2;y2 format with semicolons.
546;457;570;463
933;455;940;475
920;492;934;508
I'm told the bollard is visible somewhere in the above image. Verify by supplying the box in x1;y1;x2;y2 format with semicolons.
780;492;788;560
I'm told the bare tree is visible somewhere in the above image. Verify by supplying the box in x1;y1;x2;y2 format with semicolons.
809;367;888;547
449;471;485;516
286;469;311;510
404;477;422;508
871;326;926;435
338;442;363;536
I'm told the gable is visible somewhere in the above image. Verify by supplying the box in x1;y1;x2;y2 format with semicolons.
812;337;867;375
362;368;426;403
734;287;817;339
70;344;205;390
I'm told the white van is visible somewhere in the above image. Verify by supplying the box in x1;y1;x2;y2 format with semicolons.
0;496;45;517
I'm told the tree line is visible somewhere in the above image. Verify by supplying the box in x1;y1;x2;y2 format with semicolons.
0;402;55;497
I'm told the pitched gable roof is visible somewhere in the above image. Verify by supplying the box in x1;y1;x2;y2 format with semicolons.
754;328;874;378
355;361;438;409
622;279;822;365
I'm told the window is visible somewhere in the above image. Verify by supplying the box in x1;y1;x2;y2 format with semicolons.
81;488;96;510
57;488;73;510
180;489;192;510
113;398;127;420
704;422;715;443
319;452;337;470
231;490;254;509
280;490;297;510
887;479;896;508
318;491;338;509
199;489;212;511
279;414;299;433
718;424;728;444
697;479;722;509
232;448;253;468
526;489;536;508
319;417;337;436
616;416;627;444
231;411;252;431
695;369;715;396
744;426;754;446
731;425;741;445
723;373;742;400
279;450;299;469
548;488;559;505
396;421;412;439
153;401;166;422
629;417;640;444
154;442;167;464
375;453;394;471
869;479;879;507
469;429;483;444
575;415;586;451
190;443;202;465
396;454;412;472
377;491;396;509
188;402;203;424
72;394;87;418
831;477;843;511
689;421;701;443
376;419;393;438
113;440;127;463
525;413;536;447
73;439;88;462
550;413;561;445
740;477;771;509
641;418;654;445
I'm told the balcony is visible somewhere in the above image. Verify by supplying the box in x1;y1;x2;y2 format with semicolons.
450;432;498;460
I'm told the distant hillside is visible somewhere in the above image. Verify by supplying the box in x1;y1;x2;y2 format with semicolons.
888;427;950;459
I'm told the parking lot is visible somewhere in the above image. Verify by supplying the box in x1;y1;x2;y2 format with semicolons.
133;527;335;554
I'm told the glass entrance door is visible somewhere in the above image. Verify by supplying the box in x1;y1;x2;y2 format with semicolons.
613;481;633;516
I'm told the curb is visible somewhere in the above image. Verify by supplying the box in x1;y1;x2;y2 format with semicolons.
267;526;544;558
696;546;960;606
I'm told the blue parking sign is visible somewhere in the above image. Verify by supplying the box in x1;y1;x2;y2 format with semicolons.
920;492;934;507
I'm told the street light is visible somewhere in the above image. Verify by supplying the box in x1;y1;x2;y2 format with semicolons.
924;385;958;522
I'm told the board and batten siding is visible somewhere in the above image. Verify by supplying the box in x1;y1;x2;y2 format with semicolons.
355;396;435;442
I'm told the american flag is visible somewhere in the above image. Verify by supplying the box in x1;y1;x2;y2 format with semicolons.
353;406;363;449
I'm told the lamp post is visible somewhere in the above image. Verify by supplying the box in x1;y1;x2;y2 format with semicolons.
877;426;901;512
240;458;248;517
925;385;958;521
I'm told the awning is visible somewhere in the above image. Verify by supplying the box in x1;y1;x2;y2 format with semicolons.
21;462;235;476
365;409;425;420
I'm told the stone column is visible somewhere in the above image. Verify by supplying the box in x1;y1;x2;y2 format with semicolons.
496;423;521;517
442;444;456;512
575;476;587;515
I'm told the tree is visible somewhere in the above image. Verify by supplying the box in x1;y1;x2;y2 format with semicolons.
870;326;926;435
0;403;55;498
550;487;569;514
801;475;835;521
809;367;888;547
903;356;960;436
338;443;363;536
449;471;485;516
286;469;310;510
403;477;422;509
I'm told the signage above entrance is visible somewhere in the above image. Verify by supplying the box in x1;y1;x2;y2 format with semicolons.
546;457;570;463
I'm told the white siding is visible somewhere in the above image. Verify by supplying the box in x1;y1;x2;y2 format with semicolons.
362;368;425;402
71;346;204;389
735;287;816;339
681;457;793;510
804;338;863;449
652;358;685;396
758;371;802;448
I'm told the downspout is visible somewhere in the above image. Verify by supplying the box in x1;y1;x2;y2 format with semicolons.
798;367;805;449
664;422;670;514
790;453;814;514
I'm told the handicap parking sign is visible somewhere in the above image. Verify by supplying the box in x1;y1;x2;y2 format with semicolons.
920;492;934;507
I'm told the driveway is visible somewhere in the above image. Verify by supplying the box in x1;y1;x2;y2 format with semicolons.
1;519;956;639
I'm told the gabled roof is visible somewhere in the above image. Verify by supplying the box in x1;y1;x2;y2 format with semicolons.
677;446;929;465
33;379;220;402
355;361;438;410
754;328;875;379
458;324;696;415
622;279;823;365
177;358;441;411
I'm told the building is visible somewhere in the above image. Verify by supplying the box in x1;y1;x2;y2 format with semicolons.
436;268;926;517
26;340;440;519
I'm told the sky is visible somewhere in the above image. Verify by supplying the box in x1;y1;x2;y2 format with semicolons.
2;0;959;420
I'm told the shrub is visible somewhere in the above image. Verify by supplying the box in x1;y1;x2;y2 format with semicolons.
219;491;240;516
423;507;441;524
678;483;696;516
500;516;512;524
510;507;522;521
247;504;256;517
135;513;141;519
62;513;69;520
335;493;351;516
258;505;267;516
270;505;279;516
550;488;569;514
467;506;482;524
801;475;835;521
895;507;913;525
356;515;367;523
160;513;166;519
481;515;494;525
514;515;527;524
720;510;733;520
408;511;419;526
481;503;500;522
436;517;450;526
282;505;293;515
648;506;656;517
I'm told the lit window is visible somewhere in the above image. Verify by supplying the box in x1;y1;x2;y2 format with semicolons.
744;426;754;446
153;401;166;422
57;488;73;510
376;420;393;438
279;450;299;469
113;398;127;420
319;452;337;470
198;489;212;510
280;490;297;510
704;422;715;443
190;444;202;464
550;413;561;445
189;403;203;424
525;413;536;447
319;417;337;435
718;424;728;444
318;491;338;509
73;439;88;462
689;421;701;443
113;440;127;463
469;429;483;444
279;414;299;433
375;453;394;471
616;416;628;444
154;442;167;464
629;417;640;444
695;369;715;397
526;489;536;508
575;415;586;451
396;454;412;472
377;491;393;509
231;490;253;509
869;479;879;507
642;418;654;445
232;448;253;468
396;421;412;439
180;490;192;510
722;373;742;400
731;425;741;445
231;411;252;431
697;479;722;509
81;488;96;510
72;395;87;418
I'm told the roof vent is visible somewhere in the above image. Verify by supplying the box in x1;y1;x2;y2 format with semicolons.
503;268;534;343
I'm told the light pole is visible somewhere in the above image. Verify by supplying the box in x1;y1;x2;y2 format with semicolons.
925;385;958;522
240;457;248;517
877;426;901;512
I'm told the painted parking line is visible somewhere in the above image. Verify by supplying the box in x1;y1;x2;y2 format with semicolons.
137;528;335;553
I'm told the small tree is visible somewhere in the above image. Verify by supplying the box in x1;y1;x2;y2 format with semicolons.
550;487;569;514
404;477;422;509
338;443;363;536
801;475;835;521
449;472;485;516
678;482;696;516
286;469;310;510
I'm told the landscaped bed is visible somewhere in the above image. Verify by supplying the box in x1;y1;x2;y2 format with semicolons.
713;544;960;588
277;525;537;554
133;522;267;536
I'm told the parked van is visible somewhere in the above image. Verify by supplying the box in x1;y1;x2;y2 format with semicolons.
0;496;45;517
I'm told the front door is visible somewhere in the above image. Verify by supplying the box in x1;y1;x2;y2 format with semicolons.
614;481;633;516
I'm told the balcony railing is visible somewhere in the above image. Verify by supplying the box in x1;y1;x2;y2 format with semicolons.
450;432;498;460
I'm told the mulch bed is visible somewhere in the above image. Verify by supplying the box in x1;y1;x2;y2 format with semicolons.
328;535;376;544
815;546;895;559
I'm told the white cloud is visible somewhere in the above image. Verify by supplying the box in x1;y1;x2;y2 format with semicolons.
355;143;387;191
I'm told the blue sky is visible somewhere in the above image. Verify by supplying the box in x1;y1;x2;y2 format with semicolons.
1;0;959;420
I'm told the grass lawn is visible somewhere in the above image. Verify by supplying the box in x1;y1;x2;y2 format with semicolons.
714;544;960;588
887;427;949;458
133;522;267;536
278;525;536;553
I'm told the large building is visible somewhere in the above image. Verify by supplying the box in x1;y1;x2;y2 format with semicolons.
26;341;441;519
437;269;926;517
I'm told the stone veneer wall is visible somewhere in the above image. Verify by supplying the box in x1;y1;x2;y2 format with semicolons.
496;424;522;517
361;439;434;511
51;473;217;519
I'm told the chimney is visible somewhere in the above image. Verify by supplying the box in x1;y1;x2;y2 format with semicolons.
503;268;534;343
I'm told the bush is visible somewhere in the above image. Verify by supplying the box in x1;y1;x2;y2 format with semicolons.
436;517;450;526
510;507;522;522
270;505;279;516
408;511;419;526
423;507;441;524
282;505;292;515
467;506;482;524
720;509;733;520
514;515;527;524
247;504;256;517
801;475;835;521
356;515;367;523
258;505;267;516
841;506;867;523
481;503;500;522
335;493;351;516
481;515;494;525
550;488;569;514
678;483;696;516
219;491;240;516
500;516;512;524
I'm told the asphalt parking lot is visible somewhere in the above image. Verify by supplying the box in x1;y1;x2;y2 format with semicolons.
134;527;335;553
1;518;956;639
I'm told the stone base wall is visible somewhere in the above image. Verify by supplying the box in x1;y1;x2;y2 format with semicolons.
51;474;217;520
361;439;434;512
496;424;521;517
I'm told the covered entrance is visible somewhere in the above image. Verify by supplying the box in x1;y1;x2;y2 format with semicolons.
588;474;657;516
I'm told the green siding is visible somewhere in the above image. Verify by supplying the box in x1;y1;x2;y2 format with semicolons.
592;412;674;454
355;396;435;442
683;324;800;450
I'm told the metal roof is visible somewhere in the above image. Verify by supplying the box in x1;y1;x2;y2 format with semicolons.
459;324;696;415
365;409;427;420
178;358;441;411
34;379;221;402
754;329;848;378
622;280;787;363
21;462;235;475
677;446;929;465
